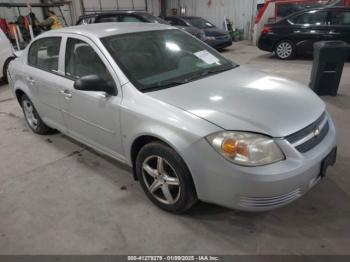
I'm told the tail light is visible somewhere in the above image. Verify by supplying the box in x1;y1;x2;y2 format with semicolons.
261;26;271;35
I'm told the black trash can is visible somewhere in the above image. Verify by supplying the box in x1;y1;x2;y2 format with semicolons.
310;41;349;96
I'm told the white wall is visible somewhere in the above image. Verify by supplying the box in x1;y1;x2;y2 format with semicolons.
167;0;261;40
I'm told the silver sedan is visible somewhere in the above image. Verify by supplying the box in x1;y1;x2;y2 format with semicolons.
8;23;337;213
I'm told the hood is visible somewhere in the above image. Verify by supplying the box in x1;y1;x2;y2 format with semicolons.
147;66;325;137
203;28;229;36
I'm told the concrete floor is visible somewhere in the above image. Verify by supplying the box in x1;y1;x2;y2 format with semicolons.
0;41;350;255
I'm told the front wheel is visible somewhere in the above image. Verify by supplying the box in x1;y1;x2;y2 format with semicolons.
136;142;197;213
275;40;296;60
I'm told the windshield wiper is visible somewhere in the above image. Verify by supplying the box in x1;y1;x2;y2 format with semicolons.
142;64;238;92
185;64;238;82
142;79;189;92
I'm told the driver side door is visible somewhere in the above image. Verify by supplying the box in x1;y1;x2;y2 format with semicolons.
59;36;125;161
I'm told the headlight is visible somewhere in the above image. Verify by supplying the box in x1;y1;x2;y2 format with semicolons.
206;132;285;166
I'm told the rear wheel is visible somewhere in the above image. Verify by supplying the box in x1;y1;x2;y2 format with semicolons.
136;142;197;213
275;40;296;60
21;94;54;135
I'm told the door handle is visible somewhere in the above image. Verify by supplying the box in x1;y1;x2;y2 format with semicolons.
60;90;73;99
27;77;35;85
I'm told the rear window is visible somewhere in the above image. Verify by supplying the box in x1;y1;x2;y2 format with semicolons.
329;11;350;25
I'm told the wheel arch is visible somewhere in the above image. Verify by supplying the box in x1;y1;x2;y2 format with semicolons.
2;56;16;83
129;134;194;187
273;38;296;51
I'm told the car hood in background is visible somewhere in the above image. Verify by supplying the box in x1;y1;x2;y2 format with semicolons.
148;66;325;137
203;28;229;36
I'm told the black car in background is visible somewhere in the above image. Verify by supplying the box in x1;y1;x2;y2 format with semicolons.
164;16;232;49
258;7;350;59
76;11;168;25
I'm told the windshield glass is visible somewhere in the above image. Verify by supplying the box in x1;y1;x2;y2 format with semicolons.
140;13;168;24
101;29;236;92
187;17;215;29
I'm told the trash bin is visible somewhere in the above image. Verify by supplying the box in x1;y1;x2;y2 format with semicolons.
310;41;349;96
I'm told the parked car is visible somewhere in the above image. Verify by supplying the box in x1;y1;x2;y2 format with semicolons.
0;29;15;83
8;23;337;213
258;7;350;59
76;11;168;25
164;16;232;49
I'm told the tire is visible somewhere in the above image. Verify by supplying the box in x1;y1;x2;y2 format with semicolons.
274;40;296;60
136;142;197;213
2;56;15;84
21;94;53;135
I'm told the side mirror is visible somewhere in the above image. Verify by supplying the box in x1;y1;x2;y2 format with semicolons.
74;75;115;95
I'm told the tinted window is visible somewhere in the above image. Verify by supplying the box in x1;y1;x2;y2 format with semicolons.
329;11;350;25
289;11;328;25
102;30;235;92
28;37;61;72
167;18;187;26
96;15;118;23
65;38;113;83
187;18;215;29
140;13;167;24
277;3;323;18
120;15;143;22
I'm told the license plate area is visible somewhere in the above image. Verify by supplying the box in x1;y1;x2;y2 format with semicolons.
320;147;337;178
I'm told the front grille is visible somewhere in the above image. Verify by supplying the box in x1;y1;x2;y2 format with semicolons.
216;35;230;40
238;188;302;209
285;112;329;153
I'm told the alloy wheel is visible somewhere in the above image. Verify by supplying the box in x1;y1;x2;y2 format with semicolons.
23;99;38;130
142;155;181;205
276;42;293;59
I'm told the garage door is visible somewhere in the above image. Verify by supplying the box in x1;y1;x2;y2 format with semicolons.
81;0;147;13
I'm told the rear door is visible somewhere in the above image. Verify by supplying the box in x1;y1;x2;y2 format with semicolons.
328;10;350;44
288;10;331;53
26;37;67;132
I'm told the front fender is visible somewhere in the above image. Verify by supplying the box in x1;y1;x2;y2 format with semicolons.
120;83;221;166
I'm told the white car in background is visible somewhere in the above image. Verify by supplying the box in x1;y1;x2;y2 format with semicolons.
0;29;15;83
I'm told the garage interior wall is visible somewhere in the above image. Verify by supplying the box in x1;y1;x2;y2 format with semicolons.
0;0;161;26
72;0;161;20
167;0;263;40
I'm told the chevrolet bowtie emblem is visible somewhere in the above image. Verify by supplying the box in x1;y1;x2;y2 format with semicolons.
314;127;321;137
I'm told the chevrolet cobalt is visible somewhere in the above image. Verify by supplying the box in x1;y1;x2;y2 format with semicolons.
8;23;337;213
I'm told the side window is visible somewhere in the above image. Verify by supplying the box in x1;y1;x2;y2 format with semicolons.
119;15;143;22
65;38;113;83
290;11;328;25
329;11;350;26
96;15;118;23
28;37;61;72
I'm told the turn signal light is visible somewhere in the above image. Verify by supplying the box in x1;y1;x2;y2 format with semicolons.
222;139;249;158
261;26;271;35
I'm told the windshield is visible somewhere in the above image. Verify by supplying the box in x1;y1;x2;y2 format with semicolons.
140;13;168;24
187;17;215;29
101;29;237;92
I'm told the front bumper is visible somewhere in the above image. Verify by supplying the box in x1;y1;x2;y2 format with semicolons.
204;37;232;49
181;113;337;211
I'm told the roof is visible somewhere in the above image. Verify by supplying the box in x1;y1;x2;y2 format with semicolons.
42;22;174;39
277;6;350;22
167;16;199;19
79;10;148;18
